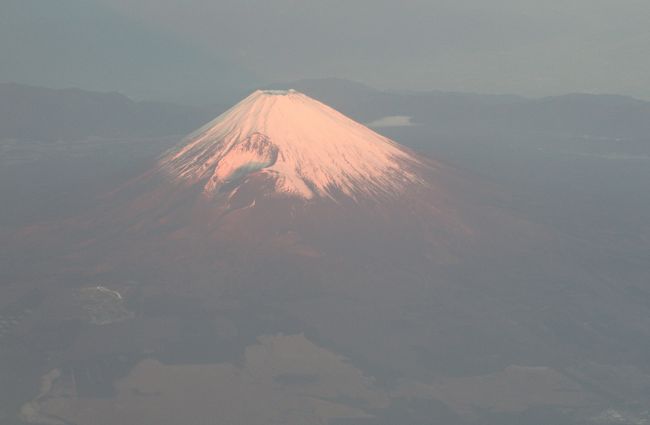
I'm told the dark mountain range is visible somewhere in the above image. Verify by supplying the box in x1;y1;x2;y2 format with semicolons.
4;79;650;146
0;83;217;141
269;78;650;142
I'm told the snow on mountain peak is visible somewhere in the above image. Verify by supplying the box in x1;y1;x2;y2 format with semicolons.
260;89;297;95
159;90;425;201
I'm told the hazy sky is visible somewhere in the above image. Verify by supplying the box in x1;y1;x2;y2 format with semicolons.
3;0;650;102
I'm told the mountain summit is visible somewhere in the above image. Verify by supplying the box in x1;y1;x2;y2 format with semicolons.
159;89;424;201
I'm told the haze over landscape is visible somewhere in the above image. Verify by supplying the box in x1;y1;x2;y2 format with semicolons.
4;0;650;102
1;1;650;425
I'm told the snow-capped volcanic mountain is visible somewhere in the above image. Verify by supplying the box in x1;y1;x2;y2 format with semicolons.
160;89;425;202
89;89;507;262
73;91;545;382
9;89;643;425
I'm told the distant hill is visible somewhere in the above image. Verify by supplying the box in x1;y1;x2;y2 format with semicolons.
3;79;650;145
0;83;215;141
268;78;650;142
